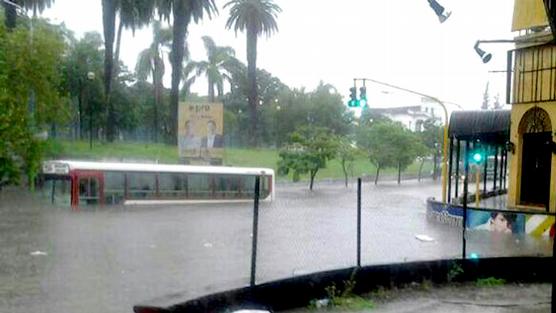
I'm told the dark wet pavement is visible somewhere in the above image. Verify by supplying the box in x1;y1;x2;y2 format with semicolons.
0;180;552;313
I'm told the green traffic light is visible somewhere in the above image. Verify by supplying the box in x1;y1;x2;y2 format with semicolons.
472;152;483;163
359;98;367;107
348;99;360;107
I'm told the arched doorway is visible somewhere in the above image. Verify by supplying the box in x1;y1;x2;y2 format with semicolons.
518;107;552;209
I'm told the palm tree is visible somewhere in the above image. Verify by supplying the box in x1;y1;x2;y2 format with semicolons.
186;36;236;103
135;21;172;142
102;0;154;141
158;0;217;145
224;0;281;146
3;0;54;29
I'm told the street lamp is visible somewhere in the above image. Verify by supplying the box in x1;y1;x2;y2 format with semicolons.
427;0;451;23
472;38;551;64
275;104;281;147
354;77;451;203
87;71;95;150
473;41;492;64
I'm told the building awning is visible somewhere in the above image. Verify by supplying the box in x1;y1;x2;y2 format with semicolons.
448;110;511;144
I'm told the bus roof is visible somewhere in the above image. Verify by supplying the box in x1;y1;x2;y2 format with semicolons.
42;160;274;176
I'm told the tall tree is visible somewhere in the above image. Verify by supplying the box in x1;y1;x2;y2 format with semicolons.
419;117;442;180
2;0;54;29
63;32;104;139
102;0;154;141
187;36;236;102
225;0;281;146
158;0;217;145
357;121;399;185
136;20;171;142
337;139;358;188
1;18;68;188
391;127;427;184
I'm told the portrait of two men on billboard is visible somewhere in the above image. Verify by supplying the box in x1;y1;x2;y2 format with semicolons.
178;102;224;165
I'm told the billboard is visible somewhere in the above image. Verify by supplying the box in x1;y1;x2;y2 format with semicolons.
178;102;224;165
466;210;526;234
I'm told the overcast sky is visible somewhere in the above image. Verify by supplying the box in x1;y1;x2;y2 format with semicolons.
42;0;516;112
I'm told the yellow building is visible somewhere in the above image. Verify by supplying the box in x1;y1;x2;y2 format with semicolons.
507;0;556;212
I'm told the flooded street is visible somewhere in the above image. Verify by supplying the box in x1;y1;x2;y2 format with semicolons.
0;180;552;313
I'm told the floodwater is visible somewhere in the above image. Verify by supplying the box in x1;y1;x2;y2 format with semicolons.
0;179;552;313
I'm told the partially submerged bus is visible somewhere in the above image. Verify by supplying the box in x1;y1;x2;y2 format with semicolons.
39;160;274;208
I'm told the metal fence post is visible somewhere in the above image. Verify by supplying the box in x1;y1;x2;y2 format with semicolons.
550;235;556;313
250;176;261;287
357;178;362;267
462;141;470;260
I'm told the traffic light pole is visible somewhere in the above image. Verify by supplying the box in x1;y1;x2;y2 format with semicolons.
353;77;450;203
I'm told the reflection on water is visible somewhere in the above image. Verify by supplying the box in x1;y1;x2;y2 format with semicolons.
466;229;552;258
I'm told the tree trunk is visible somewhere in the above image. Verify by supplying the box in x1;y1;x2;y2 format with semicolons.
152;67;160;143
208;78;215;103
309;170;317;191
170;5;190;145
102;0;117;142
246;26;258;147
341;159;348;188
3;2;16;30
418;158;425;182
217;83;223;99
397;162;401;185
113;17;124;76
78;83;84;139
374;166;380;185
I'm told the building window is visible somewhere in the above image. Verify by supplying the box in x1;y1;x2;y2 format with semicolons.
416;120;423;132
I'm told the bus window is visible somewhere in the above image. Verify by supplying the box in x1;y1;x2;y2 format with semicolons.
79;177;100;205
127;173;156;199
41;176;71;206
240;175;270;200
158;173;186;199
241;176;256;199
213;175;224;199
212;175;238;199
260;175;270;199
188;174;210;199
104;172;125;204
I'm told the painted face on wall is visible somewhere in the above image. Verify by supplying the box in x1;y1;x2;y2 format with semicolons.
491;213;512;233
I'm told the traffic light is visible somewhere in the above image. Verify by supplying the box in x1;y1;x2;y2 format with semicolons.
469;149;485;164
359;86;367;107
348;87;359;107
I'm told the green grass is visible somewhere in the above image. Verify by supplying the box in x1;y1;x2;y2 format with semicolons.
476;277;506;287
332;296;375;310
47;140;435;182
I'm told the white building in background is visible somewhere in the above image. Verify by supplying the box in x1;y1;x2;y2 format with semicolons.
372;97;440;132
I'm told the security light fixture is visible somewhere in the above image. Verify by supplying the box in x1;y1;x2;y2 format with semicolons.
474;41;492;64
427;0;451;24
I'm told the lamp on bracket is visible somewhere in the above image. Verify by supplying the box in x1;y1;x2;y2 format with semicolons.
427;0;451;23
474;41;492;64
